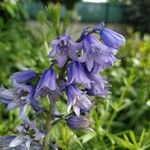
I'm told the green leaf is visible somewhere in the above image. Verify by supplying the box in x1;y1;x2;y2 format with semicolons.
37;10;47;24
62;13;70;34
129;131;137;146
112;135;135;149
46;3;61;36
81;132;96;143
123;134;130;142
73;135;83;148
139;128;145;147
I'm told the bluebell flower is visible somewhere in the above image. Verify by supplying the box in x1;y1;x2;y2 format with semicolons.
49;35;82;67
86;73;110;97
67;61;92;88
66;84;92;116
80;35;117;72
0;86;27;110
0;85;40;124
0;136;16;147
94;25;125;49
67;115;91;129
12;79;34;92
11;70;36;83
0;91;45;149
35;69;60;99
8;121;45;149
0;84;39;109
0;21;126;145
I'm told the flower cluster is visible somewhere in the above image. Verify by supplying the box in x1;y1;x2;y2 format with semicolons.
0;121;44;149
0;22;125;149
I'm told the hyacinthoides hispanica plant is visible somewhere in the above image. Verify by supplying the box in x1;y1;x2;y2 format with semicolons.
0;4;125;150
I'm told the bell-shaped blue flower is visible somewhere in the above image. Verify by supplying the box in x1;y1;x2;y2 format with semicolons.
80;35;117;72
0;83;41;124
67;61;92;88
66;84;92;116
67;115;91;129
95;27;125;49
0;85;38;109
11;70;36;83
49;35;82;68
0;70;41;123
8;121;45;149
0;136;16;147
86;71;110;97
35;69;60;99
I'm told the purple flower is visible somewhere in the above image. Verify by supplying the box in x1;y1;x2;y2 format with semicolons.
0;79;41;124
95;27;125;49
35;69;60;99
67;115;91;129
8;121;45;149
11;70;36;83
12;79;34;92
80;35;117;72
27;88;41;111
0;85;34;109
66;84;92;116
0;136;16;146
67;61;92;88
49;35;82;67
87;73;110;97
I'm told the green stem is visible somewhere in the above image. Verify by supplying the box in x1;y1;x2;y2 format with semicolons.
106;88;127;131
58;60;68;80
43;105;52;150
106;110;118;131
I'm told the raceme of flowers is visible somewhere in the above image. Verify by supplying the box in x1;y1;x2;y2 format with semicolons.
0;23;125;149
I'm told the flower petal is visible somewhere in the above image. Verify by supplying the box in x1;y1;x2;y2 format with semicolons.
11;70;36;83
100;28;125;49
9;136;24;148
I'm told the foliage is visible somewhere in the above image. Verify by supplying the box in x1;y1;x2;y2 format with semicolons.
0;0;28;24
0;0;49;136
0;0;50;87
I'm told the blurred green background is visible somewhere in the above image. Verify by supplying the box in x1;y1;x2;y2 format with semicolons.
0;0;150;149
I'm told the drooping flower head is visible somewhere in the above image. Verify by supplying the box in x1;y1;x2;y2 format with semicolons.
0;71;41;124
0;87;39;125
93;23;125;49
35;68;60;100
86;73;110;97
11;70;36;83
66;84;92;116
0;20;126;144
49;35;82;68
8;121;45;149
80;35;117;71
67;61;92;88
67;115;91;130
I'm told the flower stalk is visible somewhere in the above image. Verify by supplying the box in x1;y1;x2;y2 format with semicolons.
43;102;52;150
